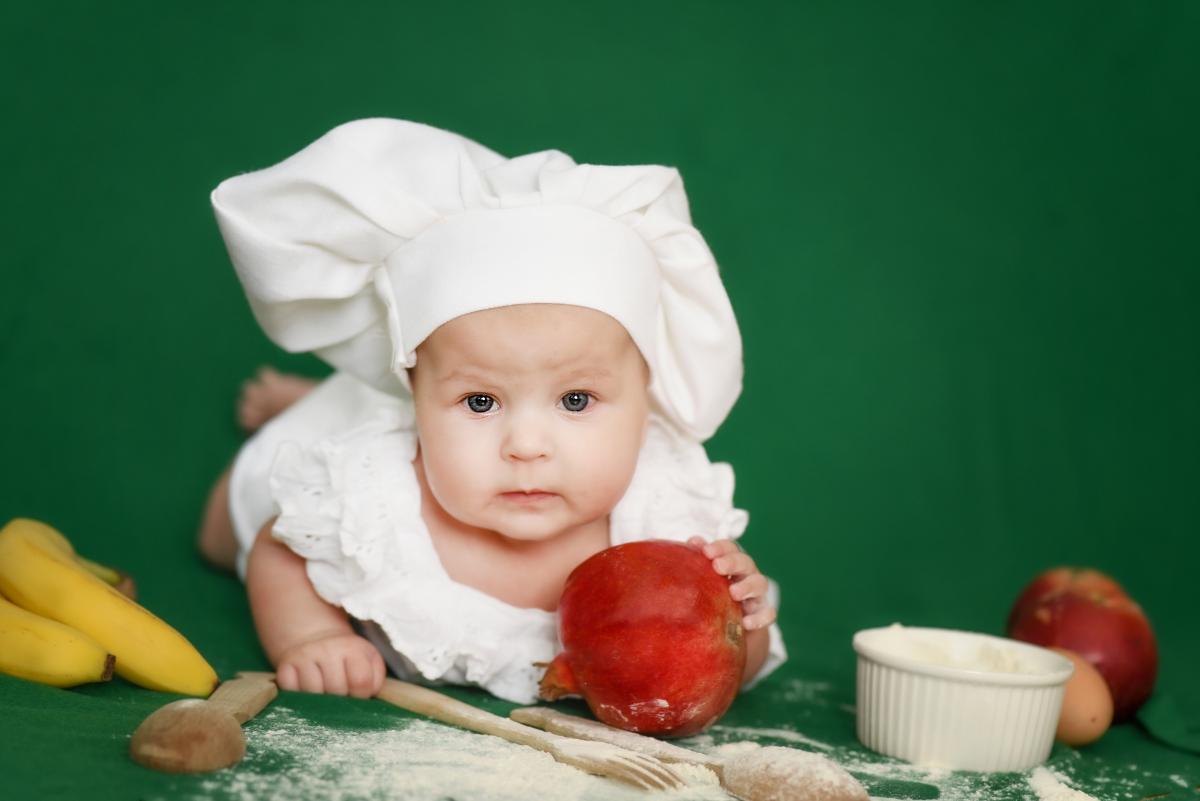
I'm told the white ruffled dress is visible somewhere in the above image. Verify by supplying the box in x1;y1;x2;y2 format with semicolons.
228;372;787;703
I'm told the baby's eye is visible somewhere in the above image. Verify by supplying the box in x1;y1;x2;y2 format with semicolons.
464;394;496;414
560;392;591;413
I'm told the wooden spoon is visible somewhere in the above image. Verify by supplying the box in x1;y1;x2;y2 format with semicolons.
130;671;278;773
511;706;869;801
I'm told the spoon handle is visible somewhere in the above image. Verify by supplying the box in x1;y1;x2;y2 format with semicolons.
377;679;554;749
510;706;723;772
204;671;279;723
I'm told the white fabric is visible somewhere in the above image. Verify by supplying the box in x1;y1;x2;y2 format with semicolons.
212;118;742;441
229;373;787;703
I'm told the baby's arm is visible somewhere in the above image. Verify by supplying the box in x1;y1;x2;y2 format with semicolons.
688;537;777;686
246;519;386;698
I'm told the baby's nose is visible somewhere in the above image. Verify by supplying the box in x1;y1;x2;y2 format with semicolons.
501;413;552;462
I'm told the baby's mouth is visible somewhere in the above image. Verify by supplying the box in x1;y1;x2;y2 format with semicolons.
499;490;557;505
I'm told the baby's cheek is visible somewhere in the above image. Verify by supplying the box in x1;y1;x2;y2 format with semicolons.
422;446;490;515
573;443;640;513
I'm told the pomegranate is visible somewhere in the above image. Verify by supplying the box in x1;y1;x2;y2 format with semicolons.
538;540;746;737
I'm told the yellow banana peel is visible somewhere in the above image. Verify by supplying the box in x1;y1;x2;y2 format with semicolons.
15;522;138;599
0;593;115;687
0;518;218;697
76;555;138;600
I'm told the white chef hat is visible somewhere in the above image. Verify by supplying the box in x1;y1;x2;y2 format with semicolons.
211;118;742;441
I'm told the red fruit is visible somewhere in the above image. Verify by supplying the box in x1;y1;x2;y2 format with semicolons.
1009;591;1157;722
539;540;746;738
1006;567;1127;633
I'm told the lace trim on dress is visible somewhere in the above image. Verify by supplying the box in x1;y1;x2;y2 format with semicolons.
268;406;776;703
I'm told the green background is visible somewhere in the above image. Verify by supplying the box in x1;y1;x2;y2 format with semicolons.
1;1;1196;798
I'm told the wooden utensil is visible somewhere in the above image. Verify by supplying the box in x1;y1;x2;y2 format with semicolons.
376;678;685;791
130;671;278;773
511;706;870;801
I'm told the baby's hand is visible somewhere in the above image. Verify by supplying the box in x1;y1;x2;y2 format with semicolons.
274;631;386;698
689;537;778;631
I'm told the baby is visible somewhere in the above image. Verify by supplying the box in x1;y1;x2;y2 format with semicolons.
198;119;786;703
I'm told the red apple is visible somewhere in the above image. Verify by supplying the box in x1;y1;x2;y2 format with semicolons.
538;540;746;738
1006;567;1127;633
1009;590;1157;722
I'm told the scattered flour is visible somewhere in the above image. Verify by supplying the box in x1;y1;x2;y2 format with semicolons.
141;675;1192;801
811;737;1196;801
167;708;727;801
707;725;834;752
780;678;836;705
1028;767;1099;801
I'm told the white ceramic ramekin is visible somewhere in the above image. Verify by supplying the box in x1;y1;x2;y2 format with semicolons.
853;625;1074;772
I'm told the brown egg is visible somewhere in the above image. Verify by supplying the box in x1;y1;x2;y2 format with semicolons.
1051;647;1113;746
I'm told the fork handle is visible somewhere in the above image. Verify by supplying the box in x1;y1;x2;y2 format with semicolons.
379;680;681;790
510;706;723;773
377;679;556;753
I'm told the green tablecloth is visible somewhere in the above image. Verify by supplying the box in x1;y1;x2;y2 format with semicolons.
1;1;1197;798
1;629;1196;800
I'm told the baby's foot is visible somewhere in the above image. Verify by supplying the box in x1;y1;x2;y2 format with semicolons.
238;367;318;432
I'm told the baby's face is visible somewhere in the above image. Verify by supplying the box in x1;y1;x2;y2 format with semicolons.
410;304;650;542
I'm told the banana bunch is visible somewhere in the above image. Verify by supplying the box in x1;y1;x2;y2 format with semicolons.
0;518;218;696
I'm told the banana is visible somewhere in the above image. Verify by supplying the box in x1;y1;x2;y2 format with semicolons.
76;555;138;600
11;518;140;598
0;592;115;687
11;521;139;599
0;518;218;697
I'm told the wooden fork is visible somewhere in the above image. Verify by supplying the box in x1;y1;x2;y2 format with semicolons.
376;679;685;791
